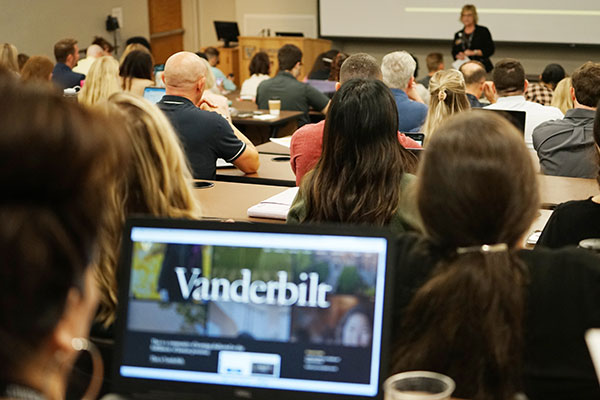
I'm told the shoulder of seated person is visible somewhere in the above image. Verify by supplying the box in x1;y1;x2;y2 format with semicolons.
520;245;600;271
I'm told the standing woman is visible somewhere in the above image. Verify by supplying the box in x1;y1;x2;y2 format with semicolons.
452;4;495;72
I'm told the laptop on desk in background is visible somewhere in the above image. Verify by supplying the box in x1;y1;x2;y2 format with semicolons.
111;218;396;400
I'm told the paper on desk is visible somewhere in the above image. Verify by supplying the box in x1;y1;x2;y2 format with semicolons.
216;158;234;168
253;114;277;120
247;187;299;220
269;136;292;148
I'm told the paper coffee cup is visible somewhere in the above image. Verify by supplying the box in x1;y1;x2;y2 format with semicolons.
268;99;281;116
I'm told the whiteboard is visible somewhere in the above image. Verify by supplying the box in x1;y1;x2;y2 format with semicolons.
319;0;600;45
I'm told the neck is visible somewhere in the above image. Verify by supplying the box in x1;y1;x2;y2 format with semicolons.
165;88;200;104
16;354;67;400
464;24;475;31
466;86;482;99
574;101;596;111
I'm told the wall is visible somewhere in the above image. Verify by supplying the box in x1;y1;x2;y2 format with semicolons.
0;0;150;59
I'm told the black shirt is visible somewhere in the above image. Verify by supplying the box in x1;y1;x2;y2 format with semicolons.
466;93;484;108
256;71;330;127
537;197;600;249
157;95;246;179
51;62;85;90
452;25;495;72
393;233;600;400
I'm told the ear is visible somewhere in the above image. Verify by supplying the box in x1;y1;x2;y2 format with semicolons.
523;79;529;92
51;288;84;354
570;86;576;102
407;76;415;90
161;73;166;85
197;76;206;94
335;82;341;91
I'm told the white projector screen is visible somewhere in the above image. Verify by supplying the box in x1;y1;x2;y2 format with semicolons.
319;0;600;45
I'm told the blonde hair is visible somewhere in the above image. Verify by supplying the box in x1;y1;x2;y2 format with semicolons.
95;92;202;326
460;4;479;25
423;70;471;144
550;77;574;114
0;43;19;73
79;56;121;106
119;43;151;65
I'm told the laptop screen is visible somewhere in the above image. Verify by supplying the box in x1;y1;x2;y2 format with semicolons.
112;219;393;399
143;87;166;104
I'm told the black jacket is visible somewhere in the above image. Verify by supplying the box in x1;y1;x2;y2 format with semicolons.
452;25;495;72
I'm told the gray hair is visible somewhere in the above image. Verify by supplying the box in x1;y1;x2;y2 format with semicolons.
381;51;415;90
86;44;104;58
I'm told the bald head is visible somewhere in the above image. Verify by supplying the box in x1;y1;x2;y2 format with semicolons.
164;51;207;91
86;44;104;58
460;60;487;87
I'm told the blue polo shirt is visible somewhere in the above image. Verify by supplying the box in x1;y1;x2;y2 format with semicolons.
52;63;85;90
157;95;246;179
390;88;428;133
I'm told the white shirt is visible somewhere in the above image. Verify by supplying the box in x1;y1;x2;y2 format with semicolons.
240;74;270;99
72;56;99;76
484;95;564;148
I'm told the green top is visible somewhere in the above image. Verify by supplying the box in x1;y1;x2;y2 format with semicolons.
286;173;423;233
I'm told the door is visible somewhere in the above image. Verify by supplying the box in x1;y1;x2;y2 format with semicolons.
148;0;184;64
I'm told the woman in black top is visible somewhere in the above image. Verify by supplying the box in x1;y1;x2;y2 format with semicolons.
536;104;600;248
391;111;600;400
452;4;495;72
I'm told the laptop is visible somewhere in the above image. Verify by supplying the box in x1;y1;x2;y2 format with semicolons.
480;109;526;135
143;87;166;104
111;218;396;400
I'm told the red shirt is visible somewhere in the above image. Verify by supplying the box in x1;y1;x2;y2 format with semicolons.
290;120;422;186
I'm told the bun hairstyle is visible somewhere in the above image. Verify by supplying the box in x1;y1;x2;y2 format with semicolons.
393;111;540;400
423;69;470;144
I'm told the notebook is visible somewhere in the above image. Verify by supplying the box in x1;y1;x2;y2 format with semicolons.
247;187;298;220
111;218;395;400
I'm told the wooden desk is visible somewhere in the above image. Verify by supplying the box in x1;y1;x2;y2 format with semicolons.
216;153;296;187
194;181;287;223
257;139;291;155
538;175;597;209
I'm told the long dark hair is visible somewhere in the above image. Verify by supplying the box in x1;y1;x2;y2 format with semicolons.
393;111;540;400
300;79;413;225
119;50;153;91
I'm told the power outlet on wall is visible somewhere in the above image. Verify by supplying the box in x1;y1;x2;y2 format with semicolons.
112;7;123;29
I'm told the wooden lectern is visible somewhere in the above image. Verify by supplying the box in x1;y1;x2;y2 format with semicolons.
237;37;332;83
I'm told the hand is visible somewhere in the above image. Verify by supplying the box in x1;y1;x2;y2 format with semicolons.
482;81;497;104
464;49;476;57
456;52;466;60
406;81;424;104
197;98;219;111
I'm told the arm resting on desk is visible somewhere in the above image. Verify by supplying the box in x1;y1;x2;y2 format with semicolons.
230;122;260;173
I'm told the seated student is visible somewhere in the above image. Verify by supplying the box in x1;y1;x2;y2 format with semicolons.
290;53;421;186
381;51;428;132
119;42;151;66
533;62;600;178
525;63;565;106
287;79;421;233
78;56;121;106
536;104;600;248
73;44;104;76
422;69;470;145
198;56;232;119
256;44;330;127
204;46;237;91
240;51;271;99
52;38;85;89
418;52;444;89
0;72;125;400
92;36;115;56
20;55;54;84
328;52;349;82
157;52;258;179
307;49;339;80
551;77;573;114
391;111;600;400
0;43;19;75
120;50;155;97
459;60;494;108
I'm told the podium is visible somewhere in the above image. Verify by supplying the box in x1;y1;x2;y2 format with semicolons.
237;36;332;83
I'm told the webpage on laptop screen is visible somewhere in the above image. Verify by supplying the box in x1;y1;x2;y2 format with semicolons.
118;227;388;397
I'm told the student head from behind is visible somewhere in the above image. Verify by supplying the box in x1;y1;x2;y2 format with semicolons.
571;62;600;109
278;44;303;77
119;42;152;65
540;63;565;90
95;93;201;326
460;60;487;98
550;77;573;114
249;51;271;76
119;50;154;91
0;43;19;74
328;52;349;82
54;38;79;68
425;52;444;75
78;56;121;106
21;55;54;83
308;49;339;80
17;53;29;72
204;46;220;67
393;111;539;400
492;58;526;97
163;51;208;104
381;50;416;91
298;78;413;226
423;69;470;141
0;74;125;399
338;53;382;84
125;36;151;52
85;44;105;60
92;36;114;56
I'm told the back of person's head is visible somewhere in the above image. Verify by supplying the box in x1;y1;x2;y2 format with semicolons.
278;44;303;71
328;52;349;81
20;55;54;83
95;92;201;325
204;46;219;60
125;36;151;52
550;77;573;114
119;50;154;90
540;63;565;88
17;53;29;72
571;62;600;108
163;51;207;92
425;52;444;73
301;78;412;226
0;43;19;73
92;36;114;54
78;56;121;106
381;51;416;90
0;75;125;392
393;111;539;400
86;44;105;58
459;60;487;86
119;43;151;65
309;49;339;77
422;69;470;140
339;53;381;84
493;58;526;96
54;38;77;63
249;51;270;76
